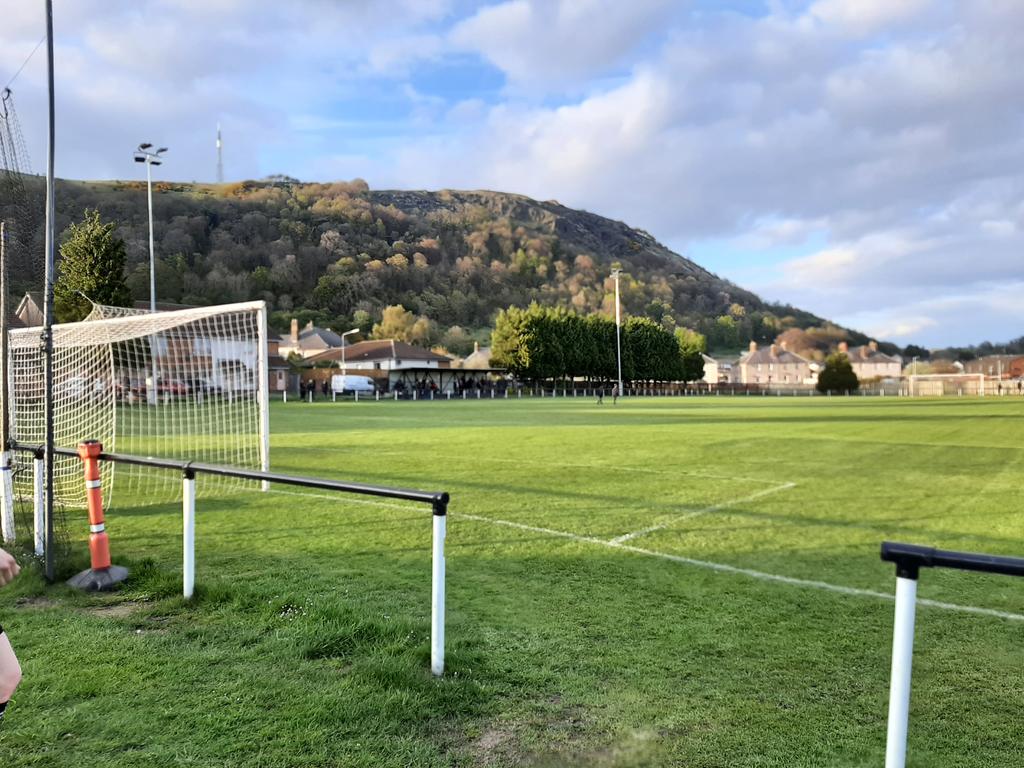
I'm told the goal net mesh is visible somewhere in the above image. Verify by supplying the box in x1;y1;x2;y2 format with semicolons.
908;374;985;397
6;301;268;513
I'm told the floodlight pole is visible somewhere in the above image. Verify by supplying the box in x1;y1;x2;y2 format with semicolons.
340;328;359;376
146;158;155;312
134;144;167;313
612;269;623;396
42;0;57;580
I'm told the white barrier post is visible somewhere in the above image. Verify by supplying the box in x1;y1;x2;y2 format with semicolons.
431;499;447;676
0;451;14;544
183;469;196;599
884;573;918;768
33;453;44;556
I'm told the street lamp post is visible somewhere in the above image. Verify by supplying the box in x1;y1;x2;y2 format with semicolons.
134;144;168;313
340;328;360;376
612;268;623;397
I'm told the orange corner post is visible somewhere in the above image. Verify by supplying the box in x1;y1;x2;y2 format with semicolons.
67;440;129;591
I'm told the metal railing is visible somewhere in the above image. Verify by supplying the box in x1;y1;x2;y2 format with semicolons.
880;541;1024;768
8;440;450;676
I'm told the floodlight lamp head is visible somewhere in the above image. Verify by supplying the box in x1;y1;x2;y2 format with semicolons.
150;160;162;166
139;142;152;150
157;147;168;154
134;156;145;163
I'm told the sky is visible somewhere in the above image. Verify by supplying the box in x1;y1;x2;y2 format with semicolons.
2;0;1022;349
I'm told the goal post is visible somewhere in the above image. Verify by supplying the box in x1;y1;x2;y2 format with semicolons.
907;373;985;397
5;300;270;516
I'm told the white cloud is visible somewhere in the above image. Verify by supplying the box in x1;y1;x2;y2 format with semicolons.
449;0;678;91
806;0;935;36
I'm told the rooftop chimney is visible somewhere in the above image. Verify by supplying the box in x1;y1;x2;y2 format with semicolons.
869;340;878;352
474;341;479;354
838;341;849;354
290;318;299;343
749;341;757;353
780;340;788;351
770;343;778;357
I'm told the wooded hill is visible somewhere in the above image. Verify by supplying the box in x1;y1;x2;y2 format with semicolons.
5;176;872;355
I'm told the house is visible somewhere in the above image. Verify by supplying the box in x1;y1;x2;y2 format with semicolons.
460;342;492;370
701;354;721;384
839;341;902;381
962;355;1024;379
736;341;813;386
277;319;347;359
14;291;44;327
266;338;290;393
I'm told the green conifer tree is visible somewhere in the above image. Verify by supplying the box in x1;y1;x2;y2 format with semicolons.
816;352;860;394
55;209;132;322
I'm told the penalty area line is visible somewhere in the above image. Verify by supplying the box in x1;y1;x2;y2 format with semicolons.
457;512;1024;622
610;482;797;544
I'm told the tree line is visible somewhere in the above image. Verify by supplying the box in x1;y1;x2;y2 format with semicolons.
490;303;705;383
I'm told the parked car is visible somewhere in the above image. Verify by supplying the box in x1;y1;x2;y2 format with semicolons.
157;378;188;397
184;378;224;397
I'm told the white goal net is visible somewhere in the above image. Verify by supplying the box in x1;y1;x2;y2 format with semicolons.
908;373;985;397
6;300;269;507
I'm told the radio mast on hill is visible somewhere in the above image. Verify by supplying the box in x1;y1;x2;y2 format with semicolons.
216;123;223;183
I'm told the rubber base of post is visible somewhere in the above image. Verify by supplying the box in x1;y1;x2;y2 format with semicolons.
67;565;129;592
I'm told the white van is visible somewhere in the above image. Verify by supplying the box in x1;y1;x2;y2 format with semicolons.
331;374;376;393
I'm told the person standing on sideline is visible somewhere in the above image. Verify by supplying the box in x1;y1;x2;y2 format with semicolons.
596;386;604;405
612;384;619;405
0;548;22;724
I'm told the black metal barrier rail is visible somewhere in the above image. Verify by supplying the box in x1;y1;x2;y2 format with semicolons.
9;440;450;676
881;541;1024;579
12;441;449;512
879;541;1024;768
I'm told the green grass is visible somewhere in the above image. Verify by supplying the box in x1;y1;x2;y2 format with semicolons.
2;396;1023;767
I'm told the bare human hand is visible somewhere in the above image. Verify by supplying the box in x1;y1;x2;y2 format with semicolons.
0;548;19;588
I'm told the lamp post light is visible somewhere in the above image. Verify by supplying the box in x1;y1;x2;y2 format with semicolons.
134;143;168;313
340;328;360;376
612;268;623;397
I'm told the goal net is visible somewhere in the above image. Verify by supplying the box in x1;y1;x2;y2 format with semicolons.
5;300;269;511
908;373;985;397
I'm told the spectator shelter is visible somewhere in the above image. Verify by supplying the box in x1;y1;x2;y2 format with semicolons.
299;339;506;395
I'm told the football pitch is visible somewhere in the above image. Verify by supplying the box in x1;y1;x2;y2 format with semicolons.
1;396;1023;767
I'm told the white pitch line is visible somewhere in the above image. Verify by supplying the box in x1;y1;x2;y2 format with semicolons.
372;450;784;486
268;488;420;514
610;482;798;544
457;512;1024;622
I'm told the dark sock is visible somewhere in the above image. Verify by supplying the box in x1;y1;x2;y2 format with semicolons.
0;699;7;721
